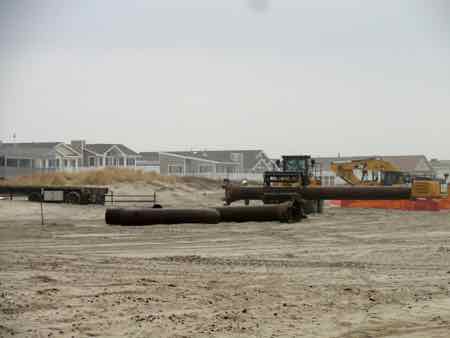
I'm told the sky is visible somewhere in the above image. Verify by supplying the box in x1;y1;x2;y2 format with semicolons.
1;0;449;159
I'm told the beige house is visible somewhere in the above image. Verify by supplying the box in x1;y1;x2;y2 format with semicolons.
0;140;141;178
0;142;81;178
70;140;140;168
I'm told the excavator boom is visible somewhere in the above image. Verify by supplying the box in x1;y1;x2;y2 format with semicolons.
330;158;404;186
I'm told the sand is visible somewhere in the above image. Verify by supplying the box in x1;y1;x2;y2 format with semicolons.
1;182;450;337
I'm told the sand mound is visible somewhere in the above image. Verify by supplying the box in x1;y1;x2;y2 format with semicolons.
0;168;221;190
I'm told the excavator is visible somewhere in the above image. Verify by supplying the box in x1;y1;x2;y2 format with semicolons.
330;157;445;199
330;157;406;186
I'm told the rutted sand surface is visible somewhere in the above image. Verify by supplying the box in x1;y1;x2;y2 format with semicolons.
1;182;450;337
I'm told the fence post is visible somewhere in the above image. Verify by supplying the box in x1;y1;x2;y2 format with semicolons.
40;188;45;226
111;191;114;206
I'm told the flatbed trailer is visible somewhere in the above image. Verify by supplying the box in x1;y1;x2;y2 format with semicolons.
0;185;109;205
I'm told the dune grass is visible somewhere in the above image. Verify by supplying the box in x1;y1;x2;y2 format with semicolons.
0;168;188;187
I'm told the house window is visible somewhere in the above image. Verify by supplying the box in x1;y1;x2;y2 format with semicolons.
119;158;124;166
48;159;56;168
18;159;31;168
89;157;95;167
6;158;18;167
230;153;242;162
168;165;183;174
126;158;135;166
56;159;60;168
98;158;103;166
71;160;76;167
105;157;112;166
199;165;213;173
0;156;4;166
64;159;68;167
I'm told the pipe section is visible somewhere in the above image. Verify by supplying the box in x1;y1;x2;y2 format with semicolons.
105;208;220;226
223;184;412;205
215;202;301;223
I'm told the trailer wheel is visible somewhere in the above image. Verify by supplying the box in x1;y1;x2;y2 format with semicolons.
65;191;81;204
28;192;42;202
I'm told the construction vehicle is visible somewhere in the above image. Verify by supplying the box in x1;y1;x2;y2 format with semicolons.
264;155;322;188
233;155;323;214
330;157;406;186
330;157;448;200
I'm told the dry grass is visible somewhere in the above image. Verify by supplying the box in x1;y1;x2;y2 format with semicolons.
0;168;213;187
1;168;180;185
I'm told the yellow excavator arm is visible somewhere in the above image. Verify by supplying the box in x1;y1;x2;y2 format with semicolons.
330;158;403;186
331;158;446;198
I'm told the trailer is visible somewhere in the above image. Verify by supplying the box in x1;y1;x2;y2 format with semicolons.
0;185;109;205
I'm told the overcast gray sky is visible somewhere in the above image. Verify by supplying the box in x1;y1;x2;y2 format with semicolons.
1;0;449;158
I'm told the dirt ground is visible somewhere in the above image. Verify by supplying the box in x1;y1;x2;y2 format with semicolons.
1;182;450;338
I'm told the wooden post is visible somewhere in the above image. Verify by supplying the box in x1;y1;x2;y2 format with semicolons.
40;188;45;226
111;191;114;206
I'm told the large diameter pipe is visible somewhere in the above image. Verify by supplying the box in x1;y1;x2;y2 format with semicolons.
300;186;412;200
224;184;412;205
215;202;300;223
224;184;265;204
105;208;220;226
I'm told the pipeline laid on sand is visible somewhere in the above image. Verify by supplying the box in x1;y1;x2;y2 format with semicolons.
223;184;412;205
215;202;301;223
105;208;221;225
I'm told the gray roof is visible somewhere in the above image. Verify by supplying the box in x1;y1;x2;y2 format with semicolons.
85;144;139;156
0;142;62;158
429;159;450;172
163;150;270;170
139;152;160;162
314;155;434;174
430;159;450;165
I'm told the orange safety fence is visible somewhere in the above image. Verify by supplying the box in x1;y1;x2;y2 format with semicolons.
328;197;450;211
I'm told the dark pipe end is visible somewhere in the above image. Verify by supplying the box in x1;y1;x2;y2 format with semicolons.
105;208;121;225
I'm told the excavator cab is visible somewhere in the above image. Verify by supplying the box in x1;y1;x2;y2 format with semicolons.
382;171;406;186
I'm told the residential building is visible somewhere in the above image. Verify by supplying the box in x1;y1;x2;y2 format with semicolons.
314;155;436;185
0;140;141;178
0;142;81;178
158;150;275;181
429;159;450;180
137;152;160;172
70;140;140;168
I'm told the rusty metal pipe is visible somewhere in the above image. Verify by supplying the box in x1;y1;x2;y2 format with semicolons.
105;208;220;225
300;186;412;200
215;202;301;223
224;184;412;205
